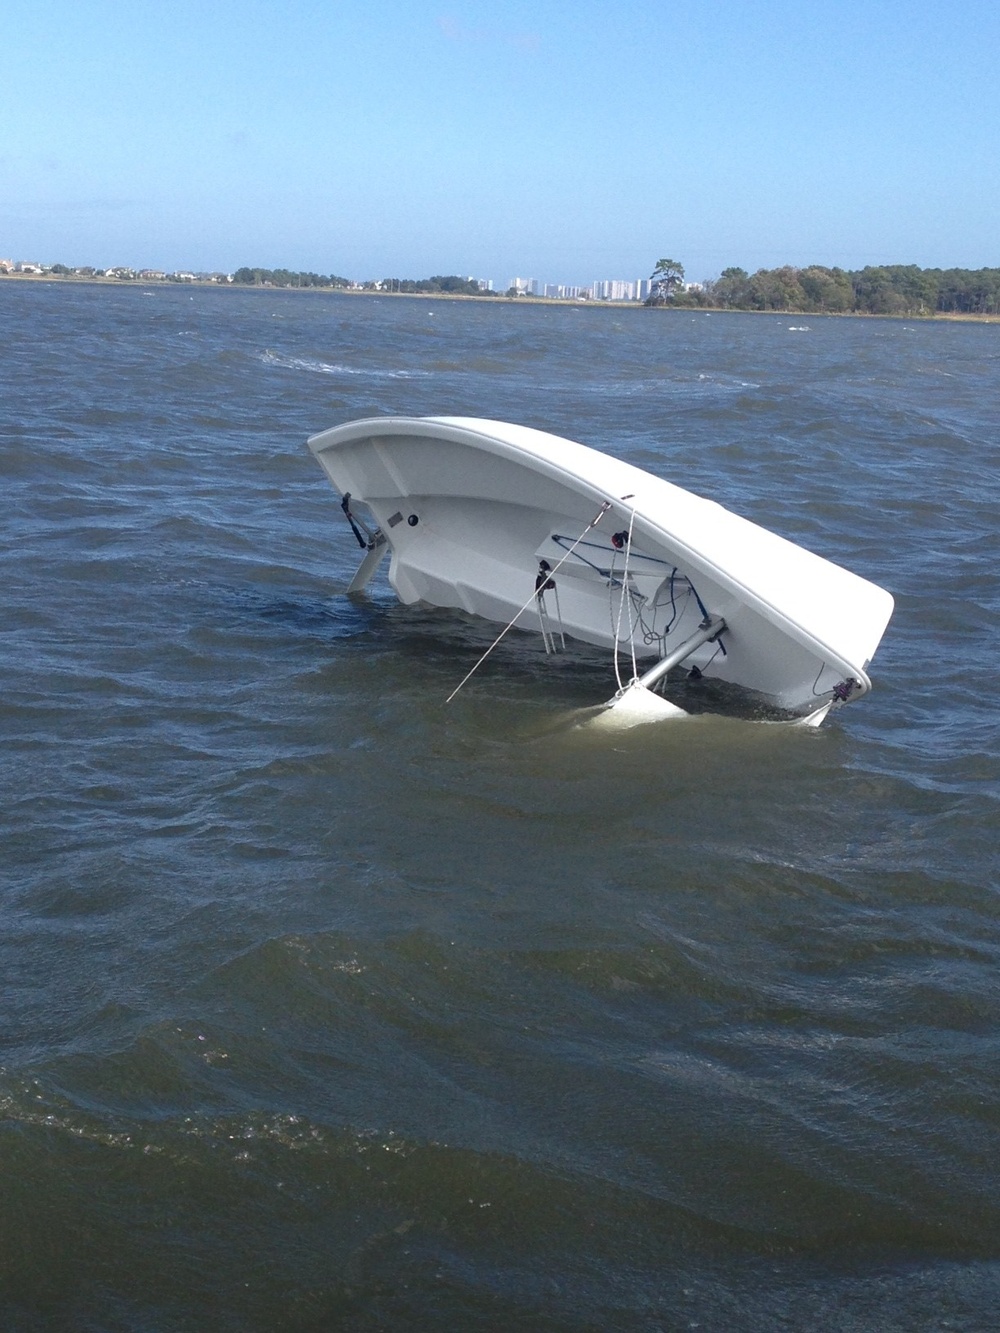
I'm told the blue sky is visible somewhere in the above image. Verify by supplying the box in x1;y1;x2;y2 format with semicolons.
2;0;997;284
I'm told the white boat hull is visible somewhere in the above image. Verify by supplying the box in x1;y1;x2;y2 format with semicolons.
308;417;894;717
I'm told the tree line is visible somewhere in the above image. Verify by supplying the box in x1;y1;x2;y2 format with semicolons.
366;275;493;295
648;260;1000;315
232;270;491;296
232;267;351;288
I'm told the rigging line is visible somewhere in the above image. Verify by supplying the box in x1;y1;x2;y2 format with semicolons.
636;586;666;648
551;534;623;587
624;572;662;649
690;581;711;623
610;507;639;686
444;501;612;704
550;534;676;568
665;567;680;632
699;641;725;671
810;660;832;698
658;576;693;641
623;506;639;681
610;544;624;691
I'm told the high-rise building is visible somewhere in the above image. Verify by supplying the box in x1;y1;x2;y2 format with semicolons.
592;279;641;301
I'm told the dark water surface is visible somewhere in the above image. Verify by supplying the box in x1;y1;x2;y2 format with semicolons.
2;282;999;1330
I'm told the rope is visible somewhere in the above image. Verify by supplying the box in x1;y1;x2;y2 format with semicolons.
444;501;612;704
610;507;638;689
611;545;624;692
624;507;638;681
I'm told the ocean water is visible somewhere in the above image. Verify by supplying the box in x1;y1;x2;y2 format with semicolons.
2;281;999;1331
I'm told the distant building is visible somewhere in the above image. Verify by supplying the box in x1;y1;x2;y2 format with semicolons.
541;284;590;300
507;272;652;302
592;279;635;301
591;279;646;301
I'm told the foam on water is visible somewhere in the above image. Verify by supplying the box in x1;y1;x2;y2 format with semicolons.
258;348;432;378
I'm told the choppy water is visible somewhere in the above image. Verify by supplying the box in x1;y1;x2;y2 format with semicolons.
3;281;999;1331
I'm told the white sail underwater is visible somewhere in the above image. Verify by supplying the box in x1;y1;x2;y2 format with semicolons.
308;416;894;724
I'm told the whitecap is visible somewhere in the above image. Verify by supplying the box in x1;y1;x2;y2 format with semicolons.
257;350;430;378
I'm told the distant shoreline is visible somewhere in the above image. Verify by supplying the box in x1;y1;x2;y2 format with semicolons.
3;272;998;322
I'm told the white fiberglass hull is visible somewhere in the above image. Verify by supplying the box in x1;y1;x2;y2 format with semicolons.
308;417;893;717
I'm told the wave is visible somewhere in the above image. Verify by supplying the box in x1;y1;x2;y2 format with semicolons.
256;350;431;379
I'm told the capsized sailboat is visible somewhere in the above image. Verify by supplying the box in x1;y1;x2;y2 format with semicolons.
308;416;893;725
